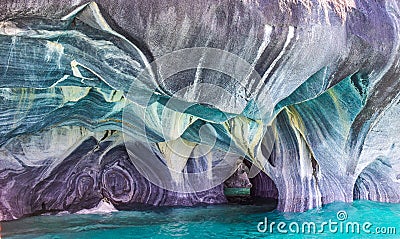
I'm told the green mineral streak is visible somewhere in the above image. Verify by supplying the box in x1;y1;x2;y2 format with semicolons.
223;187;251;196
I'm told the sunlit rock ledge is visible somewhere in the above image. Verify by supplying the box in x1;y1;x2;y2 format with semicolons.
1;0;400;221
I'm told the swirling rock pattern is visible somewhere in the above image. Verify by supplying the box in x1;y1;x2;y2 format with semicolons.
1;0;400;220
0;128;226;221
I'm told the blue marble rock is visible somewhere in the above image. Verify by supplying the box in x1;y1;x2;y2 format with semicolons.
1;0;400;221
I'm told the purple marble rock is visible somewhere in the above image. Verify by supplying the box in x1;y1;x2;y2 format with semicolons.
0;135;227;221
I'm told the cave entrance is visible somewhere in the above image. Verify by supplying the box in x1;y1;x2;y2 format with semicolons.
223;159;252;204
223;159;278;210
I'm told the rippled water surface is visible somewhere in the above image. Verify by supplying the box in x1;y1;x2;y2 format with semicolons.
2;200;400;238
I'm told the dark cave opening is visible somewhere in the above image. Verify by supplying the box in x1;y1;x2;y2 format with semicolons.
222;159;278;210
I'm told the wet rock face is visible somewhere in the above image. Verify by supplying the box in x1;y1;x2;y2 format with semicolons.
250;169;279;200
224;160;252;188
0;132;226;221
1;0;400;220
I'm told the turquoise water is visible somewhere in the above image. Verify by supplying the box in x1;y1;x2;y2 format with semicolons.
1;200;400;238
